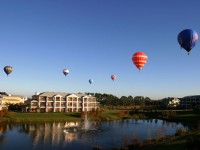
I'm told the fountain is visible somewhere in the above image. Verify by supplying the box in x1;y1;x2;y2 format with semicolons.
82;114;91;131
63;113;97;133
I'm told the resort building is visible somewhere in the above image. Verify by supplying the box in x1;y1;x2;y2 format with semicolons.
0;92;27;104
25;92;99;112
180;95;200;109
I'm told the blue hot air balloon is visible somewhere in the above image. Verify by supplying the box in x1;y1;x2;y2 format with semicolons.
178;29;198;54
89;79;93;84
4;66;13;76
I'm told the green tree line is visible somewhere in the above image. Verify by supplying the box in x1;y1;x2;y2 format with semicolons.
87;93;163;107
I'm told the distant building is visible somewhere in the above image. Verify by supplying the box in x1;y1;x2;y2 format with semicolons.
0;92;27;104
24;92;99;112
23;99;38;112
180;95;200;109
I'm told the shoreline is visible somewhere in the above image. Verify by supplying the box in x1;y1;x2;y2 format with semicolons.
1;110;199;149
1;109;199;125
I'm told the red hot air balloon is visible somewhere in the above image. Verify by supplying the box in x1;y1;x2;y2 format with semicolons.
111;75;116;81
132;52;148;70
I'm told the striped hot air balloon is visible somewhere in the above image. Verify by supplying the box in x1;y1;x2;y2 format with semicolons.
132;52;148;70
111;74;116;81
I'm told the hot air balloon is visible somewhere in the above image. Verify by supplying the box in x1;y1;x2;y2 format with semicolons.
132;52;148;70
4;66;13;76
178;29;198;54
63;68;69;76
111;75;116;81
89;79;93;84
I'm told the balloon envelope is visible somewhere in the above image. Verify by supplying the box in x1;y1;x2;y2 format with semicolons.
63;68;69;76
4;66;13;76
89;79;93;84
132;52;148;70
111;75;116;81
178;29;198;54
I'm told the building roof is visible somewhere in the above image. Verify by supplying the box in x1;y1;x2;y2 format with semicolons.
8;95;27;98
34;92;95;98
0;92;27;99
183;95;200;98
74;93;88;97
25;99;38;102
38;92;69;97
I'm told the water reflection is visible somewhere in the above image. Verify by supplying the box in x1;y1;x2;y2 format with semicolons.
0;119;188;150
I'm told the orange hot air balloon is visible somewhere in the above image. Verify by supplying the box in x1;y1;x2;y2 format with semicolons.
111;74;116;81
132;52;148;70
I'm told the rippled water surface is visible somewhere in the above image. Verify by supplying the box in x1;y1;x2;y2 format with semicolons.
0;119;187;150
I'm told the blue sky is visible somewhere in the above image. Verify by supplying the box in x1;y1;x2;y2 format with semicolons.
0;0;200;99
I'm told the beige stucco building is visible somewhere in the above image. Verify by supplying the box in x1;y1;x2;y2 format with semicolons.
25;92;99;112
0;92;27;105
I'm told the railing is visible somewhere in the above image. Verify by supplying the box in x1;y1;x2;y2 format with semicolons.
31;106;37;108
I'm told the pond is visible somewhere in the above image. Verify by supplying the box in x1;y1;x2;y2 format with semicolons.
0;119;187;150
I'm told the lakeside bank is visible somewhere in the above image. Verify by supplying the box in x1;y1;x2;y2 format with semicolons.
0;109;200;150
1;109;200;125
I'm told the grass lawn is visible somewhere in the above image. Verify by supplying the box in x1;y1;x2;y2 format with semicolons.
175;111;200;121
2;109;123;123
2;111;82;122
135;131;200;150
1;109;200;124
161;111;200;129
99;109;121;120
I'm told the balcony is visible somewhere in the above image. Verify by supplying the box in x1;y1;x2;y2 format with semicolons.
68;98;72;101
31;103;38;106
39;97;46;101
31;106;37;108
47;100;53;102
48;98;53;101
